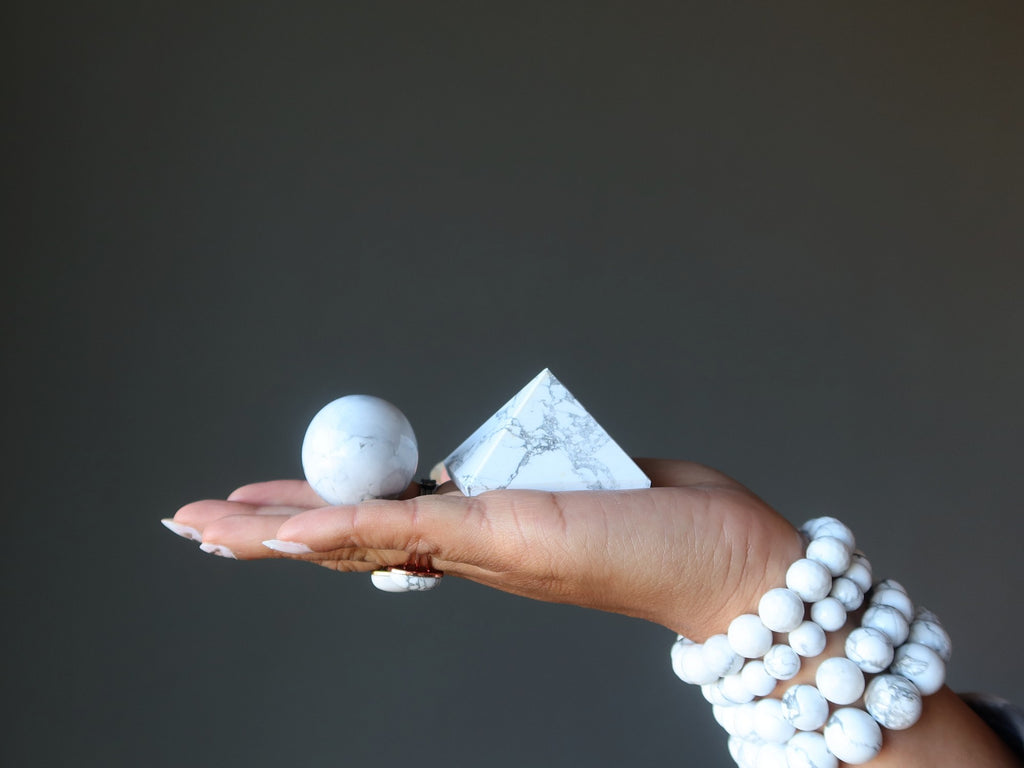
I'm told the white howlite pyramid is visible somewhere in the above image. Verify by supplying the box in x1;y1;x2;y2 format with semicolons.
443;368;651;496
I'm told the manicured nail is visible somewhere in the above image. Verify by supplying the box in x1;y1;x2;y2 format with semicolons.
161;518;202;542
199;542;237;559
262;539;313;554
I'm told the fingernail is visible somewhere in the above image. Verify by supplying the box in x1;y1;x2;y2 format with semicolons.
161;518;202;542
262;539;313;554
199;542;237;559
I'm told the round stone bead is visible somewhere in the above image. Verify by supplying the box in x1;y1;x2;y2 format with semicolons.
874;578;907;594
736;737;762;768
713;703;739;734
861;604;910;647
763;644;801;680
812;518;856;550
815;656;865;705
824;708;883;764
671;639;719;685
758;587;806;633
830;576;864;611
870;587;914;622
844;554;873;593
720;671;756;704
787;558;833;603
781;684;830;731
844;626;895;673
810;596;847;632
741;660;778;697
786;731;838;768
729;614;774;659
703;633;742;678
865;674;924;730
891;642;946;695
806;536;852;576
702;682;733;707
728;735;745;766
754;698;796;743
302;395;418;505
789;621;828;657
733;701;759;738
908;614;952;662
756;742;789;768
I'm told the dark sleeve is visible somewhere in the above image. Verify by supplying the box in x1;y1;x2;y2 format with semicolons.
960;693;1024;762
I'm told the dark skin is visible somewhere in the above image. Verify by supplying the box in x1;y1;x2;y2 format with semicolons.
168;458;1019;767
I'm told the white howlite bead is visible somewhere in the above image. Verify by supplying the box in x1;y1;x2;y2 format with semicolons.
865;674;924;730
786;559;833;603
733;701;759;738
806;536;852;576
810;597;847;632
915;606;940;623
811;518;856;550
824;708;883;764
754;698;796;744
891;642;946;695
844;626;895;673
729;614;774;659
789;621;827;658
720;672;756;704
786;731;838;768
703;633;742;678
861;604;910;647
741;660;778;697
844;555;873;593
703;682;734;707
754;741;789;768
781;684;830;731
713;703;739;734
763;644;801;680
800;516;834;538
908;615;952;662
758;587;806;633
830;576;864;611
874;578;907;594
728;735;745;765
671;639;719;685
725;652;746;676
815;657;865;705
738;737;763;768
870;587;914;622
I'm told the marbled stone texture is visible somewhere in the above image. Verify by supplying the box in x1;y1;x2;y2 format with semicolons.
443;368;650;496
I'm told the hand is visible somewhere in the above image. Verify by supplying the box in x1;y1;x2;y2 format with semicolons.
168;458;802;638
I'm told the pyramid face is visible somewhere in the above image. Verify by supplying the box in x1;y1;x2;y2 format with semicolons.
443;368;651;496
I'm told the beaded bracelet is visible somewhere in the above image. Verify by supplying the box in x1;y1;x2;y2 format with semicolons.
670;517;952;767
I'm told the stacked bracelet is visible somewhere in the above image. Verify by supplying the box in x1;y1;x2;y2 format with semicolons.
670;517;952;767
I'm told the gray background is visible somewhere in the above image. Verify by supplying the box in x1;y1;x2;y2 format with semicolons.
4;1;1022;766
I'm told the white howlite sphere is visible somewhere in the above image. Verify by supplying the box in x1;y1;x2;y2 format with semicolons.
830;576;864;611
844;626;895;673
702;682;734;707
713;703;739;734
861;604;910;647
786;731;838;768
369;568;440;592
728;736;745;766
302;395;418;505
787;558;833;602
741;660;778;697
870;587;914;622
789;621;827;658
729;614;774;659
754;698;797;744
782;684;830;731
763;644;801;680
844;557;873;593
865;674;924;730
738;737;764;768
720;671;756;704
758;587;805;633
891;642;946;695
908;615;953;662
815;657;865;705
811;518;856;549
733;702;759;739
806;536;852;576
810;597;847;632
824;708;883;764
874;578;907;594
703;633;742;678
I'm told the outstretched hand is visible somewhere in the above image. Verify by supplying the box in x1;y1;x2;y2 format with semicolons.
169;459;802;639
